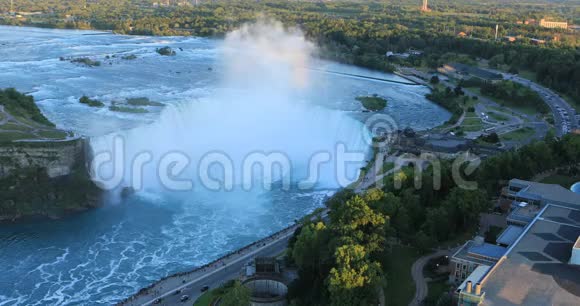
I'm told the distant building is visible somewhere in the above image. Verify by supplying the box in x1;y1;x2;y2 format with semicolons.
530;38;546;45
540;19;568;29
438;63;503;83
569;25;580;33
386;49;423;59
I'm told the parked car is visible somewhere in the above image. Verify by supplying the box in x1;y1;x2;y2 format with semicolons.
180;295;189;302
201;285;210;292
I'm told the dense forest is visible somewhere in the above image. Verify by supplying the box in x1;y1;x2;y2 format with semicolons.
1;0;579;103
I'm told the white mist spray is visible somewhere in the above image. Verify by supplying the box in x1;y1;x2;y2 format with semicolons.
90;20;370;196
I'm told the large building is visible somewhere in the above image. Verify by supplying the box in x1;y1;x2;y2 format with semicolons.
540;19;568;29
456;204;580;306
438;63;503;83
453;179;580;305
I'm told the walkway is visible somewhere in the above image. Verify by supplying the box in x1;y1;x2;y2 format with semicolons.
0;103;75;141
409;249;451;306
121;210;329;306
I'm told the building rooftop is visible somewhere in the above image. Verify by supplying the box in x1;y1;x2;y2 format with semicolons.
458;265;491;292
481;205;580;306
446;63;503;81
497;225;524;246
510;179;580;208
468;243;507;260
452;239;506;266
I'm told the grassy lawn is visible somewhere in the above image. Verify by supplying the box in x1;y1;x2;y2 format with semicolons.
500;127;535;142
193;290;217;306
423;279;450;306
0;122;31;131
540;174;580;189
468;87;537;115
487;111;509;122
382;245;423;306
0;131;36;142
460;116;483;132
37;130;68;139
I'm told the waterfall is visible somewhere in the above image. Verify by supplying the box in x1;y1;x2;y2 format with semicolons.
88;20;371;195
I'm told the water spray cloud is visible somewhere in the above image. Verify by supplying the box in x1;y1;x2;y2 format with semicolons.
90;20;370;193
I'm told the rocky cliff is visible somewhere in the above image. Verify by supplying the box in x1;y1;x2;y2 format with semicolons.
0;138;102;222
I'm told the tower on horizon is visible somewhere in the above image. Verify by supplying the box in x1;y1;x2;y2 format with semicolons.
421;0;430;12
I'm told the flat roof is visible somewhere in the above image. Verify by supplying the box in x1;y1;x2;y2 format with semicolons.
453;240;503;266
510;179;580;207
447;63;503;80
482;205;580;306
459;265;491;292
468;243;507;260
507;204;540;224
497;225;524;246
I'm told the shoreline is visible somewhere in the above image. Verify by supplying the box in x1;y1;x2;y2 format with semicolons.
118;207;328;305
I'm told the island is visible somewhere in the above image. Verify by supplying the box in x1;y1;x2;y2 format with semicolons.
356;95;388;111
156;46;176;56
69;57;101;67
79;95;105;107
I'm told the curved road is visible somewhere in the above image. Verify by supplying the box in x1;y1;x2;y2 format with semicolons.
409;249;451;306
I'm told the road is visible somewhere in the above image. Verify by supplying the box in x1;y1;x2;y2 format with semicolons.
409;249;452;306
123;227;296;306
484;68;577;136
123;210;328;306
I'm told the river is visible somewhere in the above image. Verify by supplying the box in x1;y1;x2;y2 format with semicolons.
0;25;450;305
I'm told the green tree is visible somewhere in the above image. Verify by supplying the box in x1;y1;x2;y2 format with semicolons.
330;196;386;254
328;244;381;306
220;281;251;306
